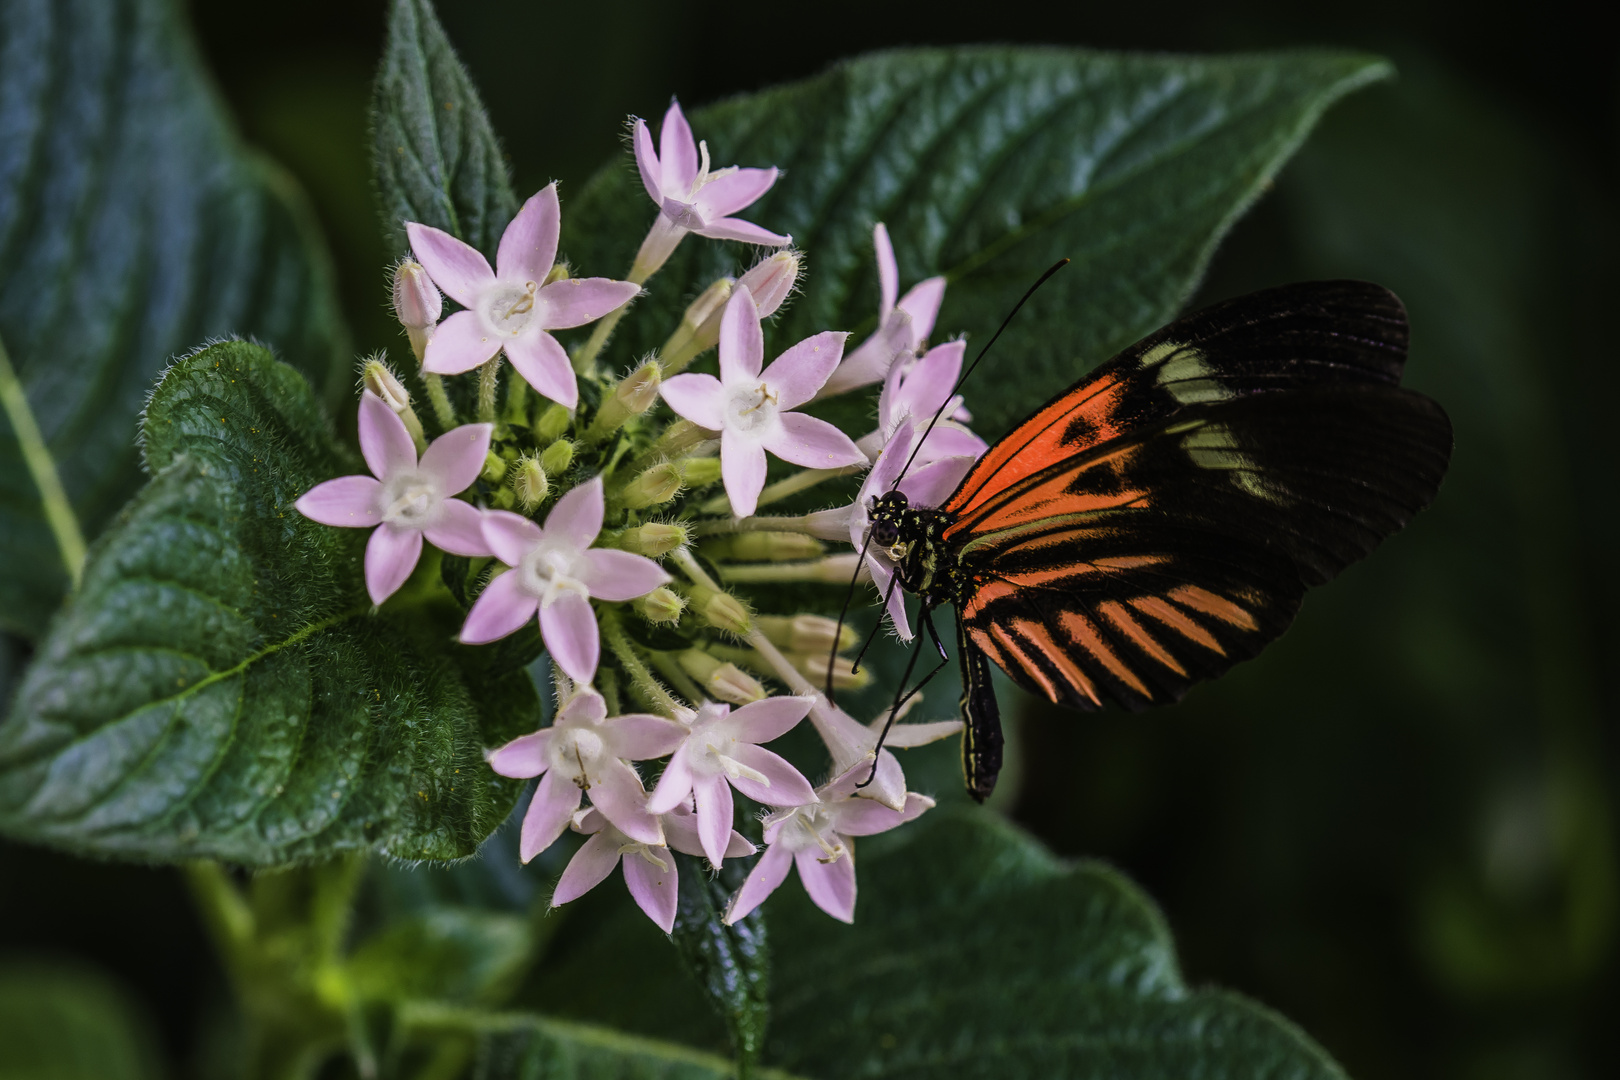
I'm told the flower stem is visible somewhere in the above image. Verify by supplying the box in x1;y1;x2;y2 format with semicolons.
693;514;823;538
717;554;869;585
647;650;707;705
571;304;630;376
477;358;500;423
601;608;683;716
698;465;860;516
422;371;456;430
0;332;86;587
504;374;529;425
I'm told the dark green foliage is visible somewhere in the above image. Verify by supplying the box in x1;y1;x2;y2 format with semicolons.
0;342;537;864
372;0;519;259
349;906;535;1006
471;1018;758;1080
670;852;771;1073
561;48;1390;441
0;960;163;1080
0;0;347;638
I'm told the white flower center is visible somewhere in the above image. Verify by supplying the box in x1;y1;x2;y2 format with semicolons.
725;383;779;435
482;280;540;337
378;469;441;529
780;807;844;862
620;842;670;872
517;540;590;607
692;729;770;788
552;726;606;787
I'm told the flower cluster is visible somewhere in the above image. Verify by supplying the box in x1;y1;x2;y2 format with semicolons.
296;100;990;929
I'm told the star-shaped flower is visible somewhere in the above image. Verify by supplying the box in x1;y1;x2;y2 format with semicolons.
552;802;755;933
487;686;687;862
645;697;818;867
407;184;640;408
820;222;946;397
295;392;491;605
631;100;790;278
461;476;670;684
723;761;934;925
857;340;987;465
660;288;865;518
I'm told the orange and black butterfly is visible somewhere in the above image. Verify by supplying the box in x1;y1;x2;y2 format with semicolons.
864;280;1452;801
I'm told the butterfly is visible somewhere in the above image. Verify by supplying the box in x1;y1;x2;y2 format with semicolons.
863;280;1453;802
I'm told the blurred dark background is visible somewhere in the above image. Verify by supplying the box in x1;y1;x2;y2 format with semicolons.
3;1;1615;1078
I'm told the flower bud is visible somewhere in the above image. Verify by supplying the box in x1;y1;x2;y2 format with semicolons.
480;450;507;484
794;651;871;691
614;522;689;558
688;584;752;636
735;251;800;320
633;587;687;625
392;260;442;364
511;454;548;510
361;357;426;452
758;614;857;654
544;261;571;286
616;462;682;510
587;360;661;439
536;403;573;442
659;277;734;374
706;531;826;562
677;457;723;487
539;438;575;476
677;649;765;705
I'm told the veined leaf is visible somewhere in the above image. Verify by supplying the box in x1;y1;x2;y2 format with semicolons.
669;852;771;1072
0;342;535;865
0;0;347;637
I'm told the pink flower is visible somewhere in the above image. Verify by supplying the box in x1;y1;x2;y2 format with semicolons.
646;697;818;867
857;340;987;465
631;100;790;278
406;184;640;408
460;476;670;683
552;802;755;933
294;392;491;605
487;686;687;861
723;762;934;926
820;222;946;397
660;289;865;517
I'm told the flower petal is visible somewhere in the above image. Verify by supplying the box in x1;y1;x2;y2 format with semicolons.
632;118;662;203
882;719;964;747
646;746;696;817
551;830;621;906
873;222;898;317
418;422;492;496
633;215;686;279
295;476;381;528
896;341;966;421
898;276;947;343
496;184;560;284
724;843;793;924
761;331;847;410
720;431;768;519
659;100;699;197
916;426;988;467
487;729;553;779
540;591;599;685
795;846;856;923
837;791;934;836
728;696;814;745
899;453;977;509
692;773;735;868
589;758;663;846
544;474;604;553
693;217;792;247
481;509;542;567
520;771;580;862
693;167;777;220
578;548;670;602
538;277;639;330
422;498;489;558
725;831;756;859
863;422;914;506
718;289;764;383
819;311;912;397
883;567;913;640
761;413;865;470
607;713;689;761
623;848;679;933
727;744;817;808
557;686;609;726
406;221;493;308
365;524;422;605
504;330;577;408
423;309;501;375
459;570;539;644
659;373;725;430
358;391;418;481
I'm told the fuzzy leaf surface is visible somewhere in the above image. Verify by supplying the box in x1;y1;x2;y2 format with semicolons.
0;0;346;636
0;342;535;865
669;851;771;1071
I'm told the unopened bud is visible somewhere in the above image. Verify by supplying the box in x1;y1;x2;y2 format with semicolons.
633;587;686;624
361;357;425;452
677;457;723;487
614;522;689;557
706;531;826;562
688;584;752;635
539;438;575;476
616;462;682;510
794;651;871;691
588;360;661;439
758;614;857;654
536;403;573;442
511;455;548;510
660;277;734;374
392;260;442;363
480;451;507;484
677;650;765;705
735;251;800;320
544;261;571;286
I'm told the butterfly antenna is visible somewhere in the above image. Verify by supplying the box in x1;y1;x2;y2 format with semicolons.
890;258;1070;490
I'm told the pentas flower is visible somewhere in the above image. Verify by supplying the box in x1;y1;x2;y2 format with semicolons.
632;100;790;279
724;761;934;925
646;697;818;867
553;803;754;933
461;476;669;684
857;340;987;466
661;288;865;518
407;184;639;408
820;222;946;397
487;686;687;861
804;691;961;813
295;392;491;605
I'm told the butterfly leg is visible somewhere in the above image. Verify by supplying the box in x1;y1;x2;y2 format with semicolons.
956;618;1004;803
859;607;950;787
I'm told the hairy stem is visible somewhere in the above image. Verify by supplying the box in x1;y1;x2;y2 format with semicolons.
717;554;869;585
477;358;500;423
601;608;683;716
422;371;456;430
0;332;87;586
693;513;826;538
648;649;708;705
699;465;860;516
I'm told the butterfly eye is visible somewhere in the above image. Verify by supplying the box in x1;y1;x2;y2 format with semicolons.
871;520;899;548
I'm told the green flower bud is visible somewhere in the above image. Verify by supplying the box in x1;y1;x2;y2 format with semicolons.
757;613;857;654
616;462;682;510
511;454;548;510
543;261;571;285
676;649;765;705
706;531;826;562
480;450;507;484
539;438;575;476
794;651;871;691
588;360;661;440
615;522;689;557
688;584;752;636
677;457;723;487
660;277;735;375
632;587;687;625
536;403;573;442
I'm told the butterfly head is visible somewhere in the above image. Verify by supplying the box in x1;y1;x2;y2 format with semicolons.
867;490;909;550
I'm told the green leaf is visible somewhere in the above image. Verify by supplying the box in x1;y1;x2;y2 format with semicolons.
0;341;536;865
0;0;347;638
372;0;519;259
0;961;163;1080
349;907;535;1006
669;852;771;1072
462;1014;806;1080
562;48;1389;439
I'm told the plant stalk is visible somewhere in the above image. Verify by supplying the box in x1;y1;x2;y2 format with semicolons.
0;332;86;587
